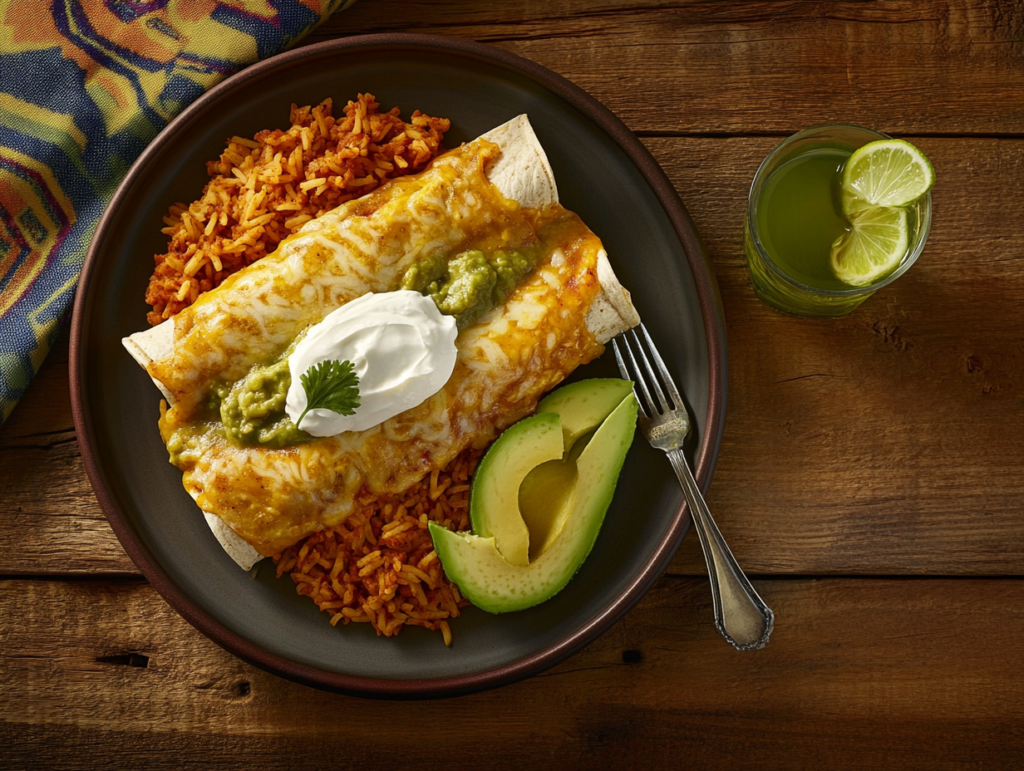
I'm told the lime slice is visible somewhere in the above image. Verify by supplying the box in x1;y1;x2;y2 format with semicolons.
841;139;934;207
829;205;910;287
841;188;874;218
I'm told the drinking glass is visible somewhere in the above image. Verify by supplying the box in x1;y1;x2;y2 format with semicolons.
743;123;932;317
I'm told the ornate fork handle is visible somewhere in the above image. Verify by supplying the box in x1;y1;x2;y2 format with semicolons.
613;324;773;651
668;448;774;651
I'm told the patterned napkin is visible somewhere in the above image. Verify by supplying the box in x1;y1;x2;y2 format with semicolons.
0;0;358;424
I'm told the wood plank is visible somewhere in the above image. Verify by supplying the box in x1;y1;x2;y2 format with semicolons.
0;332;137;576
656;136;1024;575
2;577;1023;768
312;0;1024;136
2;136;1021;577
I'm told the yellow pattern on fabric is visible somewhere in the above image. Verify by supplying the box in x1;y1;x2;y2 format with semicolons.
0;146;76;317
0;97;89;152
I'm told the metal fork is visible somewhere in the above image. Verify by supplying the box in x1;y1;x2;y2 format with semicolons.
613;324;774;651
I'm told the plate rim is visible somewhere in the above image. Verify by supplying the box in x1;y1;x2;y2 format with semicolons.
69;32;728;698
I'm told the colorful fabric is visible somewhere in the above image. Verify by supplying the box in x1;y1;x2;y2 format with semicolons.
0;0;357;424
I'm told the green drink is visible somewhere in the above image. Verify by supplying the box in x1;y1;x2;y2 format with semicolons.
744;124;933;317
756;148;854;291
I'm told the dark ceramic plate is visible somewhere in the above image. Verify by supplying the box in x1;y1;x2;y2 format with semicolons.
71;34;727;697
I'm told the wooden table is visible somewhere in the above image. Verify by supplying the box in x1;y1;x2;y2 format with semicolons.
3;2;1023;767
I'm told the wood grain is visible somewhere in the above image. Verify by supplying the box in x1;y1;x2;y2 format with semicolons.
2;577;1023;769
3;138;1020;577
3;3;1024;764
311;0;1024;136
657;136;1024;575
0;338;137;576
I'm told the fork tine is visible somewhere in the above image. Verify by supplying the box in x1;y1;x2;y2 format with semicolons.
612;338;650;419
639;323;683;409
611;337;631;381
629;328;671;415
622;331;665;416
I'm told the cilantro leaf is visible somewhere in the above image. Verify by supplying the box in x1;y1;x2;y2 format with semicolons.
296;359;361;431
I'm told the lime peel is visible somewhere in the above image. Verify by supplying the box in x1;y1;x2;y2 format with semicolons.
830;205;910;287
830;139;932;287
841;139;935;207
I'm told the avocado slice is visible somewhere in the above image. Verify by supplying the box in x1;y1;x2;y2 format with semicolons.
429;392;638;613
537;378;635;454
469;412;564;567
517;453;578;563
520;378;635;561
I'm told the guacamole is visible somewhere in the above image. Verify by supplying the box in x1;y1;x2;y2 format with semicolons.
401;248;538;328
166;359;309;459
215;357;310;447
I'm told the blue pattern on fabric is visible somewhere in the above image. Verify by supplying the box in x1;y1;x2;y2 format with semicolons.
0;0;353;424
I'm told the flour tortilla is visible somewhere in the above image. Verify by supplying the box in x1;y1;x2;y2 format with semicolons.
480;116;639;341
123;115;638;570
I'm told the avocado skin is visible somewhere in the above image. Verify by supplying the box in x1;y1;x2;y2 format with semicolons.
429;390;637;614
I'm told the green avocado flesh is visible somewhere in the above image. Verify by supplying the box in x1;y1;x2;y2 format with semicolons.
536;379;635;452
430;380;638;614
469;412;564;567
401;248;538;329
517;453;579;563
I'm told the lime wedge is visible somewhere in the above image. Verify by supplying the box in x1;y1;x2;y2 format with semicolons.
829;205;910;287
841;139;934;207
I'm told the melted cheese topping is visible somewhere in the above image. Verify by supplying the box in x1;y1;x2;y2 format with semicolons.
154;140;605;556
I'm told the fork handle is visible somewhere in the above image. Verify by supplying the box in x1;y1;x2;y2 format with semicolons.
668;449;774;651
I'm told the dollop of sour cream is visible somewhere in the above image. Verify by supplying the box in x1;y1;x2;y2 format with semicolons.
285;290;458;437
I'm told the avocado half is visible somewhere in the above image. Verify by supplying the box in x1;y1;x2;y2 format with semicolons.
468;412;564;567
429;380;637;614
